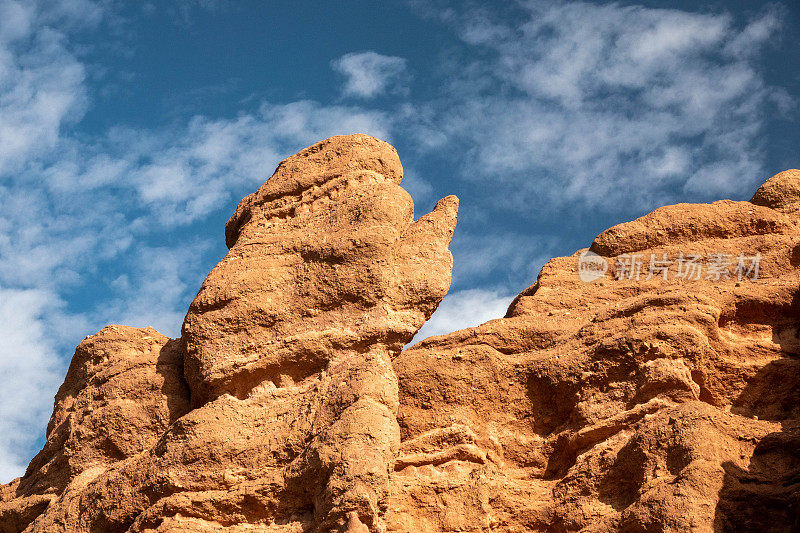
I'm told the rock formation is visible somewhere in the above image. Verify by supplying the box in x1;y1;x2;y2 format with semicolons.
2;136;800;532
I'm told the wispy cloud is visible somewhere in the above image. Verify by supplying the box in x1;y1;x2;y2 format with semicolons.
450;232;553;289
103;242;214;337
332;51;409;99
412;288;515;343
410;1;789;212
0;288;67;479
0;2;89;176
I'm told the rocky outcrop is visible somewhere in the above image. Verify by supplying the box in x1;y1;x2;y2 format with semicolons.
181;134;458;531
389;169;800;532
2;135;800;532
1;135;458;532
0;326;189;533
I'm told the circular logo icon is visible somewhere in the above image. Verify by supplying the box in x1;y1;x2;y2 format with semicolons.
578;250;608;282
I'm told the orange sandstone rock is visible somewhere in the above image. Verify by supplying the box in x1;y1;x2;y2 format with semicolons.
2;138;800;532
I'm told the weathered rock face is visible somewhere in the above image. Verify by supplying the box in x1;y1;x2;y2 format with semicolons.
0;326;189;533
389;170;800;532
2;135;800;532
0;135;458;533
180;134;458;531
183;134;458;406
21;326;190;496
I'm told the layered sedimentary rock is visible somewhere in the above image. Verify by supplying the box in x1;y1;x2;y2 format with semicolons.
2;136;800;532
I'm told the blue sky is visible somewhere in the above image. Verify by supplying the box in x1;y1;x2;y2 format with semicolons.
0;0;797;480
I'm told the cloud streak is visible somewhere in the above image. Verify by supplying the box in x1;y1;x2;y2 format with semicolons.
0;288;65;479
412;1;788;212
332;51;409;99
0;1;89;176
412;288;515;343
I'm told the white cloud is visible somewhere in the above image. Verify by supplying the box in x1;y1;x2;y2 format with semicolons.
725;9;783;58
0;1;33;43
332;51;409;99
0;12;87;176
102;243;213;337
0;288;66;480
450;232;552;289
412;288;515;343
410;1;787;212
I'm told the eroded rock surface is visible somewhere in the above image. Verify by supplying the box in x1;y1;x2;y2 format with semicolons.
390;169;800;532
2;136;800;532
1;135;457;533
0;326;189;532
181;134;457;531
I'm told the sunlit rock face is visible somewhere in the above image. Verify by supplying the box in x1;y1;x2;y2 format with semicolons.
183;134;458;407
1;134;459;532
3;137;800;532
180;134;458;531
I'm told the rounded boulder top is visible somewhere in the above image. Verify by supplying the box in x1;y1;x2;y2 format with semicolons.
750;169;800;214
226;134;403;247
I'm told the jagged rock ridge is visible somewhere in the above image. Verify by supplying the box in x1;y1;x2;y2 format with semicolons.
2;136;799;532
